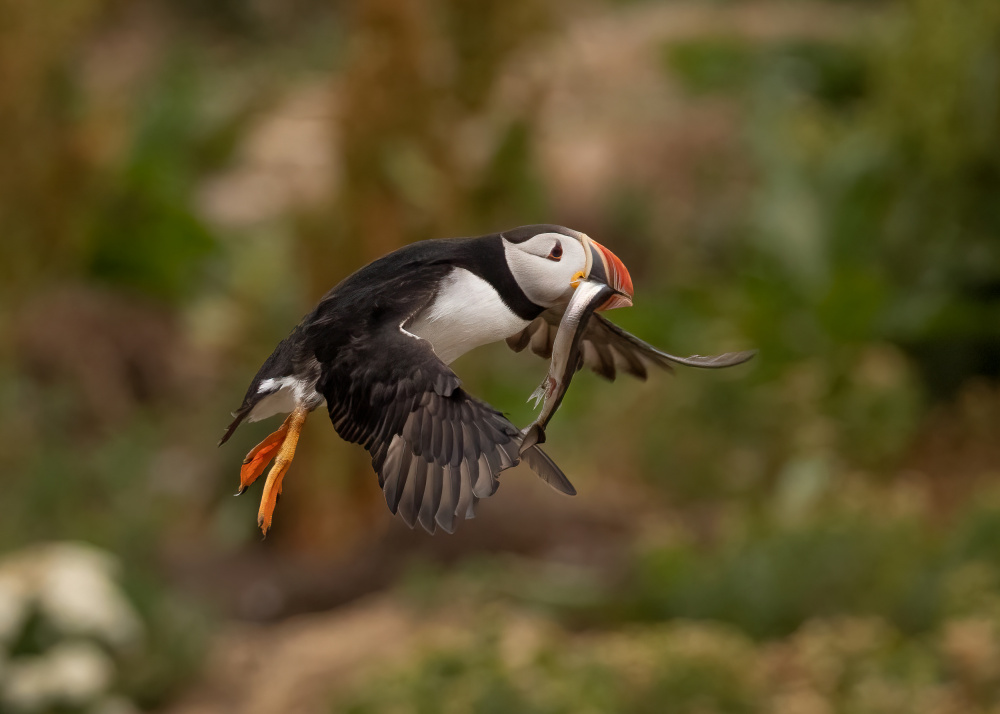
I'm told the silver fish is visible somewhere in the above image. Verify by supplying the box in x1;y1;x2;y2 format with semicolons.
520;279;615;454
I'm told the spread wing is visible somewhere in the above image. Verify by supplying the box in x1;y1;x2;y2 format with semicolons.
506;310;755;381
316;317;571;534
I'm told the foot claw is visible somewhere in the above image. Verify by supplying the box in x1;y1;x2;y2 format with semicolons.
257;514;272;538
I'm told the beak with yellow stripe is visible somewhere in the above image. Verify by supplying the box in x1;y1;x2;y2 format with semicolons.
574;234;634;311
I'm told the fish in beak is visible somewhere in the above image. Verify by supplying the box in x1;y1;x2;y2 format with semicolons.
586;239;634;310
521;279;616;455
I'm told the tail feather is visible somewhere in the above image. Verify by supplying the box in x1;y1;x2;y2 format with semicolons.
218;408;250;446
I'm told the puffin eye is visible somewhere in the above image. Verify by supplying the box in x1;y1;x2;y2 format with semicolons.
546;242;563;261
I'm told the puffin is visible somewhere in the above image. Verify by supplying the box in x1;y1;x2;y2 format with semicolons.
221;225;753;535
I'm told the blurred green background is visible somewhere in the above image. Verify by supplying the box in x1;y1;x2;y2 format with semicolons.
1;0;999;711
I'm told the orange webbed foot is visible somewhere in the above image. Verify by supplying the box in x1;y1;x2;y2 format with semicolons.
237;419;291;495
253;406;309;537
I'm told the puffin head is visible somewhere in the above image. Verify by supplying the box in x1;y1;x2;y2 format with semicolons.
500;225;634;311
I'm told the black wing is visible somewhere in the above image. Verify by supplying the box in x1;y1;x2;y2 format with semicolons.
316;315;570;534
507;311;755;380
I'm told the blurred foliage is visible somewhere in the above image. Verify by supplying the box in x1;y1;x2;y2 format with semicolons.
607;488;1000;639
339;484;1000;713
309;0;552;289
0;0;106;293
393;481;1000;640
615;0;1000;502
85;56;223;304
117;575;208;710
334;612;1000;713
739;0;1000;395
667;37;868;104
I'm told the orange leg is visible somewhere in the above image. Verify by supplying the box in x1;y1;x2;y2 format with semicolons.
237;414;292;495
257;405;309;537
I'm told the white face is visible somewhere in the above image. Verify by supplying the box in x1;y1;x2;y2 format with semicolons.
502;230;590;308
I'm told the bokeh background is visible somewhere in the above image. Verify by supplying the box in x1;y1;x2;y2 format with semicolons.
2;0;1000;711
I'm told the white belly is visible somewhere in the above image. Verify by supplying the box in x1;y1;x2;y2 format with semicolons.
408;268;530;364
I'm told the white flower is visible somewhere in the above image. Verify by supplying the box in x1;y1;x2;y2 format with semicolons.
0;542;143;649
3;642;114;711
36;544;143;649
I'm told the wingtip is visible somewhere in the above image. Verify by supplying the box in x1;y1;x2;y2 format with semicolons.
661;348;759;369
727;349;758;366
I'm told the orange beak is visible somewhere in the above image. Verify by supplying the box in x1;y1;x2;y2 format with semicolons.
588;239;634;310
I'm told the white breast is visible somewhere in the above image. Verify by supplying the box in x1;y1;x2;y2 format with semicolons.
407;268;530;364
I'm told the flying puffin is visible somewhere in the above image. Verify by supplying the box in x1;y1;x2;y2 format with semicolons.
221;225;753;535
